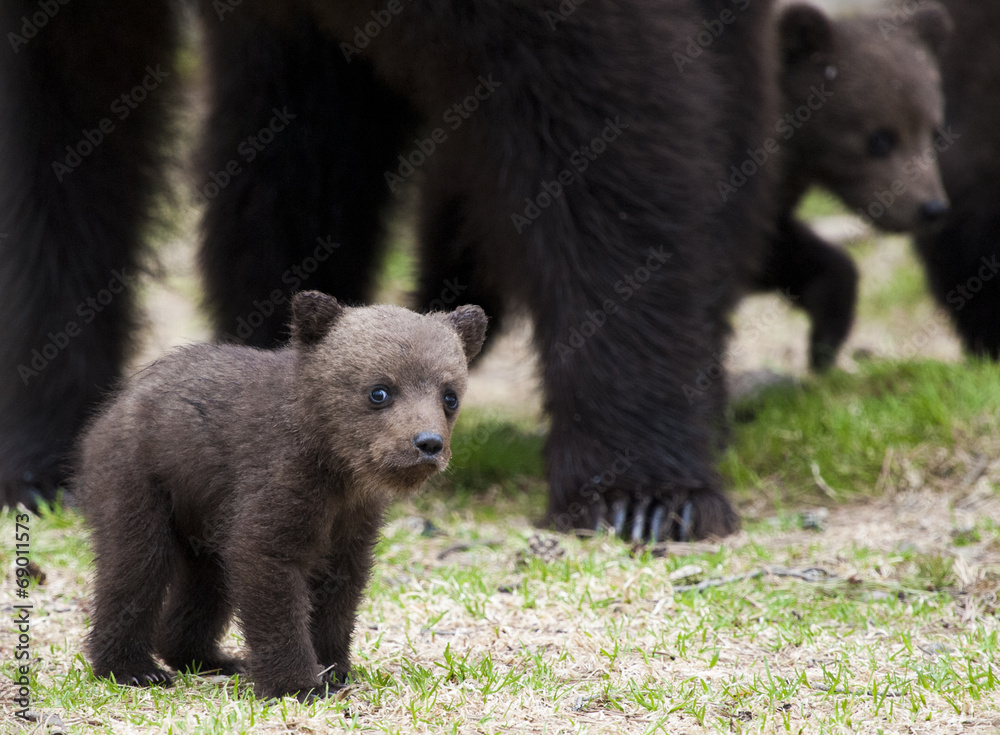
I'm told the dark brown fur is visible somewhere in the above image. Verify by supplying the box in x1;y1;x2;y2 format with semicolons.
318;0;779;541
754;2;952;370
2;0;776;543
915;0;1000;358
76;292;486;699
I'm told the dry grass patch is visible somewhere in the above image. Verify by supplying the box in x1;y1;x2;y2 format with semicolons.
2;476;999;734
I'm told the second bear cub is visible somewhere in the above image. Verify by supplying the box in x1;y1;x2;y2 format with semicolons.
755;2;952;370
77;291;487;700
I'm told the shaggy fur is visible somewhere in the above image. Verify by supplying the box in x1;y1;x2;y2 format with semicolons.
77;292;487;700
754;2;952;370
0;2;178;508
915;0;1000;358
320;0;779;540
1;0;777;541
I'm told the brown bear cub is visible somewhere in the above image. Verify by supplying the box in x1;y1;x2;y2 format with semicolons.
76;291;487;700
755;2;952;370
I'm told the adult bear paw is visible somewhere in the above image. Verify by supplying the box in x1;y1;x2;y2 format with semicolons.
591;488;739;543
110;668;173;688
1;470;62;512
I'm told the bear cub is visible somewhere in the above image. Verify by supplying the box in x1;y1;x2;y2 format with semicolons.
76;291;487;700
755;2;952;370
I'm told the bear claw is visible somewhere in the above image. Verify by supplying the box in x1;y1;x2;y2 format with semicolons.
629;497;651;543
610;498;628;537
597;499;698;543
122;670;172;687
648;504;668;542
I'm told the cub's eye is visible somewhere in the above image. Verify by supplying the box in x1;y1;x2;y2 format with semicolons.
867;128;898;158
443;391;459;411
369;386;390;405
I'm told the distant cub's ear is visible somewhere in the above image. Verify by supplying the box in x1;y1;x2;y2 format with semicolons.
441;305;488;362
910;2;953;59
291;291;344;346
779;3;833;67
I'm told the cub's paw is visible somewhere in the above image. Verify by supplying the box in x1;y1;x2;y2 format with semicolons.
209;656;247;677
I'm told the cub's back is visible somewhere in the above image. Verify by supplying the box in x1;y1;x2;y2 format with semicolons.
77;344;298;526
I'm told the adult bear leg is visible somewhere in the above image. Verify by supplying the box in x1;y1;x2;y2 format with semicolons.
416;180;508;351
526;0;774;542
535;243;740;543
916;189;1000;360
0;1;178;508
307;0;772;541
913;0;1000;359
198;11;418;347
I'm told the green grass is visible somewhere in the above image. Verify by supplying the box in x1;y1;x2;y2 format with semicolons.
794;187;847;220
6;359;1000;732
373;203;419;304
428;358;1000;519
857;244;932;317
4;487;999;733
721;359;1000;505
4;186;1000;731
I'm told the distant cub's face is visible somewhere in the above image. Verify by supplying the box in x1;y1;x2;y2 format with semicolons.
780;3;952;231
291;293;487;494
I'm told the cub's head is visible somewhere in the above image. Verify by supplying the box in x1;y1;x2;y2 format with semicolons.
290;291;487;494
779;2;953;231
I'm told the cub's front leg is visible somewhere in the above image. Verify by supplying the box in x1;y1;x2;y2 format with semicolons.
308;546;376;686
229;550;324;700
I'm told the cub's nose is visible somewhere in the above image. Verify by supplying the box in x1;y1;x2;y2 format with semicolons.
919;199;949;223
413;432;444;456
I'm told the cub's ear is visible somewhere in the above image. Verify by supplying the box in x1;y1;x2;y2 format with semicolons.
291;291;344;346
910;2;953;59
779;3;833;66
441;305;488;362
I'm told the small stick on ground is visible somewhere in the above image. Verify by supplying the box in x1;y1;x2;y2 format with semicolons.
671;566;836;593
811;462;839;499
437;539;505;560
